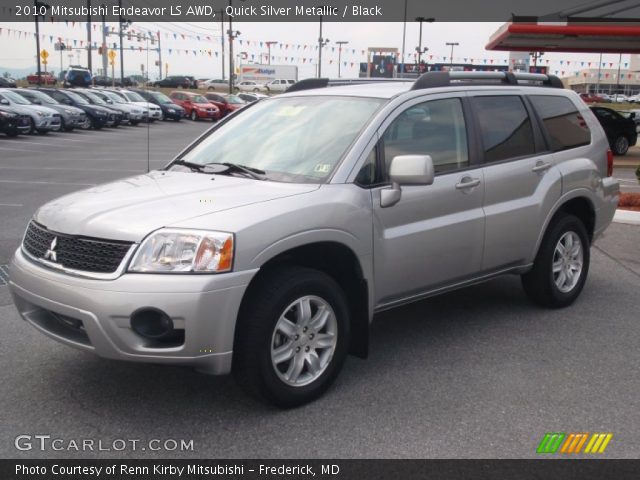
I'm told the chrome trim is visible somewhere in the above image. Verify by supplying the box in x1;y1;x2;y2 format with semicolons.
21;243;138;281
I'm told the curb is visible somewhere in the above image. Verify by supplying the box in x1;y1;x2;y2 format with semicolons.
613;209;640;225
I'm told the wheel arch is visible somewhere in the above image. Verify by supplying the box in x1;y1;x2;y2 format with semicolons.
238;241;371;359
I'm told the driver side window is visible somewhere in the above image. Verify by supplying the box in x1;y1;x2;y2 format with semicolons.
382;98;469;177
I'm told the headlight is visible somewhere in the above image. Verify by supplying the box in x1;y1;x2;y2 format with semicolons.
36;111;45;117
129;229;234;273
64;108;75;114
133;109;142;114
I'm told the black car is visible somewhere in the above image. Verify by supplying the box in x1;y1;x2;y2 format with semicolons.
129;88;185;121
71;90;125;127
0;106;31;136
0;77;18;88
92;76;138;88
63;66;92;88
152;76;192;89
590;106;638;155
38;88;116;129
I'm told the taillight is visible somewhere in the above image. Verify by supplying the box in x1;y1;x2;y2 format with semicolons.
606;149;613;177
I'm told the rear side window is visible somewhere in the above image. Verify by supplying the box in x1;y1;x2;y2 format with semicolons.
530;96;591;151
472;96;535;163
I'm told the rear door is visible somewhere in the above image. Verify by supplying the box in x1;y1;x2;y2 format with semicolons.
470;93;562;271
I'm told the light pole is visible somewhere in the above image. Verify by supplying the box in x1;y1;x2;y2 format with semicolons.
415;17;434;70
400;0;407;75
336;40;348;78
33;1;50;86
265;41;277;65
446;42;459;67
530;51;544;68
317;17;329;77
86;0;92;73
227;1;241;94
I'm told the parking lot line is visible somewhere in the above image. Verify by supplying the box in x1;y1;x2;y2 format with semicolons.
0;203;24;207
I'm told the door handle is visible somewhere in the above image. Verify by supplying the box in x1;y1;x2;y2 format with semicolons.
532;161;552;173
455;177;481;190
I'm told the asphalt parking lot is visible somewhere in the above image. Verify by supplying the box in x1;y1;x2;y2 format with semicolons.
0;122;638;459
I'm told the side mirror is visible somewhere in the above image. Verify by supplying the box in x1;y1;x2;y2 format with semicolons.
380;155;435;208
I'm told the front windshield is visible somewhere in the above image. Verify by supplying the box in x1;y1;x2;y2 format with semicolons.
65;91;89;105
177;96;382;183
25;90;58;104
124;91;145;102
80;91;106;105
3;90;31;105
150;92;173;104
191;95;209;104
104;91;125;103
226;95;244;104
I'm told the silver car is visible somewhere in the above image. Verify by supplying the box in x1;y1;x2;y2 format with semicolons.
9;72;619;407
11;88;88;131
0;88;61;133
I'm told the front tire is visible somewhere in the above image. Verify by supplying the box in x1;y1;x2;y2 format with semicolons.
521;214;590;308
233;267;350;408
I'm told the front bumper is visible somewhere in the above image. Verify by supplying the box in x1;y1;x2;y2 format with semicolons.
9;248;257;375
163;108;183;120
148;109;162;120
35;116;61;131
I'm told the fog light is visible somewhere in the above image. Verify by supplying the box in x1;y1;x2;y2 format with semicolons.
130;308;174;339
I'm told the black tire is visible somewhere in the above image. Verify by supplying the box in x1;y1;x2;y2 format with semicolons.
173;117;181;122
521;214;590;308
90;117;102;130
612;135;629;156
190;110;198;121
130;120;139;126
37;129;48;135
6;129;18;137
29;118;37;134
233;267;350;408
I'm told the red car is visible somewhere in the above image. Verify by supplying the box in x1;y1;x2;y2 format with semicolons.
204;93;246;117
579;93;605;104
26;72;57;85
169;91;220;121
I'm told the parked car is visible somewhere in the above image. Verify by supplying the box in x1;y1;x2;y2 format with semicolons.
203;92;246;117
11;88;87;131
184;76;199;89
265;79;296;93
235;81;268;92
8;72;619;407
619;109;640;132
628;94;640;103
202;78;229;91
0;77;18;88
237;92;269;103
70;90;125;127
63;66;92;88
84;89;144;125
108;89;162;121
611;94;629;103
26;72;57;85
129;88;185;121
169;91;220;121
152;76;192;89
0;88;61;134
38;87;117;129
579;92;604;104
590;106;638;155
0;106;31;136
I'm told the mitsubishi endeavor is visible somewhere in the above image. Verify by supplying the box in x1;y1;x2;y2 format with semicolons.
9;72;619;407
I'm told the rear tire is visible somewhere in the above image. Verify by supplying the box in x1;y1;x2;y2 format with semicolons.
521;214;590;308
612;135;629;155
233;267;350;408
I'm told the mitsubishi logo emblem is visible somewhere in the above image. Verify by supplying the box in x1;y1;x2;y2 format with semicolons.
44;237;57;262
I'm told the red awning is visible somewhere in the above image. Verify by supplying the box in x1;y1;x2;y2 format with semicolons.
486;23;640;54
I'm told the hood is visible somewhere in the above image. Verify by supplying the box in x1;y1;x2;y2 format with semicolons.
132;101;159;110
34;170;319;242
13;104;58;115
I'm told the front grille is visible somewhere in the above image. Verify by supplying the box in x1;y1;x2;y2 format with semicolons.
23;221;133;274
51;114;61;124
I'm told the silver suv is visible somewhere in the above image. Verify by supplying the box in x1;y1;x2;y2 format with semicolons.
9;72;619;407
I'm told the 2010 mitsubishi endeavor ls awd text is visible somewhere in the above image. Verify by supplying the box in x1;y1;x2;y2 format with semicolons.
9;72;619;407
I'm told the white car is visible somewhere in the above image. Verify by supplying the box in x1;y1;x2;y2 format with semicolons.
235;81;268;93
611;94;629;103
108;89;162;121
628;94;640;103
265;79;296;93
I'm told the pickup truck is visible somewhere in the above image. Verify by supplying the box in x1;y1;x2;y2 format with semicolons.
26;73;57;85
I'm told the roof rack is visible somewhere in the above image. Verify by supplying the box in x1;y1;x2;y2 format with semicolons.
411;71;564;90
286;71;564;94
285;77;409;93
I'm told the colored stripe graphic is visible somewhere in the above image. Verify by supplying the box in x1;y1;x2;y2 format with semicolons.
539;433;613;454
537;433;566;453
584;433;613;454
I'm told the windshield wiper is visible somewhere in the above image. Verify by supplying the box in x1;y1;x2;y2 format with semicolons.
171;160;266;180
203;162;267;180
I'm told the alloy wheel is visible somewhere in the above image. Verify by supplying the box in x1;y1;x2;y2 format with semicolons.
552;231;583;293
